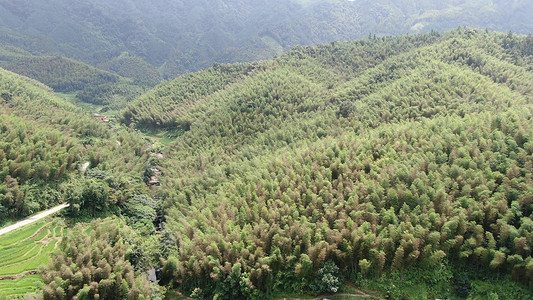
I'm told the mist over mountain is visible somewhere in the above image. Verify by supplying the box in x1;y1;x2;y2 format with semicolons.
1;0;532;78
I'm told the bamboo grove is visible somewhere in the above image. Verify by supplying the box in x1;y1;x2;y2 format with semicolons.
124;29;533;298
0;67;152;221
3;28;533;299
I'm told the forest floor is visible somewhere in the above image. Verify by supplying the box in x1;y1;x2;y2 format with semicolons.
0;204;69;236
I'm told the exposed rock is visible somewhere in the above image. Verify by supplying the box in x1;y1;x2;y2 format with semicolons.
149;176;161;186
149;168;162;176
79;161;90;173
148;268;157;282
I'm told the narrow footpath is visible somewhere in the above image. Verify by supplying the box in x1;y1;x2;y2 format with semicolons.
0;204;69;236
283;292;383;300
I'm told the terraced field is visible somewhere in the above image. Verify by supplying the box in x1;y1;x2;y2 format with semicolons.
0;219;64;299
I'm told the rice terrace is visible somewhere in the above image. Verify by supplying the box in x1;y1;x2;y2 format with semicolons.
0;219;64;299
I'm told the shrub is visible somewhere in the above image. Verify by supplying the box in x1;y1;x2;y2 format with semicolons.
313;260;342;294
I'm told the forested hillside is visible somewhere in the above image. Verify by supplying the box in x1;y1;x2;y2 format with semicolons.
0;67;151;222
1;0;532;77
0;43;153;108
41;218;160;299
120;29;533;299
1;0;533;299
3;28;533;299
0;66;165;299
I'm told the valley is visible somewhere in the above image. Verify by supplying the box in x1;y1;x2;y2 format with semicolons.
0;2;533;299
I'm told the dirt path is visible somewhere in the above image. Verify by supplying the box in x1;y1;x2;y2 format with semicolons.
282;288;383;300
0;271;37;280
282;293;381;300
0;204;69;236
169;290;383;300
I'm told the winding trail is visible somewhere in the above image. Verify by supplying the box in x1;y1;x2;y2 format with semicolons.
0;204;69;236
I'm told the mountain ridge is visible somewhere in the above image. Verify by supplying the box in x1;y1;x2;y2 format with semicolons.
117;29;533;298
1;0;533;78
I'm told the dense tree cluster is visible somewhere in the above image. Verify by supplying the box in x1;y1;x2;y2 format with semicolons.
0;67;152;222
121;29;533;298
160;110;533;298
41;218;160;300
0;114;79;218
132;29;533;190
99;52;161;83
0;44;153;108
0;55;119;92
122;63;257;129
3;28;533;299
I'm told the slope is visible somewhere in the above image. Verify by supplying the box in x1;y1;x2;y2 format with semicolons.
0;43;153;109
122;29;533;298
125;29;533;189
0;219;63;298
0;67;151;223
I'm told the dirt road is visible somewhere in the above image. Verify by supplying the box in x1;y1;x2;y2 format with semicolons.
0;204;69;236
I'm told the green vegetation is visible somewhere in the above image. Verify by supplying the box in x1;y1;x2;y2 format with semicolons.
121;29;533;298
99;52;161;82
122;63;257;129
1;1;532;77
0;219;63;299
0;43;153;109
41;218;161;299
0;55;157;299
0;53;119;92
3;27;533;299
0;275;43;299
0;66;152;223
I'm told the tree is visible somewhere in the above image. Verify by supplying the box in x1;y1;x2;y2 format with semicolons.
454;272;472;298
490;251;506;269
313;260;342;294
359;259;372;279
336;101;356;118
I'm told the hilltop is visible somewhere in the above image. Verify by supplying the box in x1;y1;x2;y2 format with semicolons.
0;43;154;110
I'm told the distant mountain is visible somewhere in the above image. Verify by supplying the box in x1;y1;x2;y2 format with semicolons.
0;0;532;78
0;43;154;108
